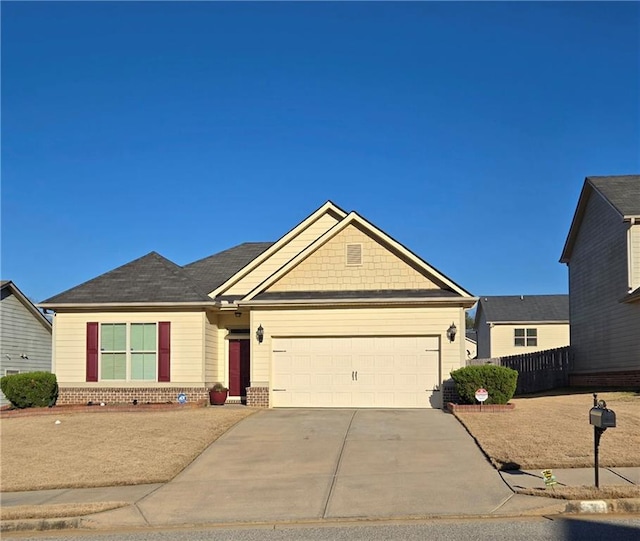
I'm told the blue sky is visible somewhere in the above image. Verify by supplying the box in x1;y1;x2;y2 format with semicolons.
2;1;639;304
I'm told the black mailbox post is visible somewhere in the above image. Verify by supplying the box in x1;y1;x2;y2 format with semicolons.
589;393;616;488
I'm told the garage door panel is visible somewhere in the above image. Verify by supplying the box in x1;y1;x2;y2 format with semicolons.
272;336;441;408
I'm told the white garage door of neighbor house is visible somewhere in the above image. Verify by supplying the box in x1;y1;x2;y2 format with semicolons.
271;336;441;408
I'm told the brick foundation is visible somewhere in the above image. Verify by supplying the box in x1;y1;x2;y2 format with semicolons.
246;386;269;408
569;370;640;388
57;387;209;406
446;402;515;413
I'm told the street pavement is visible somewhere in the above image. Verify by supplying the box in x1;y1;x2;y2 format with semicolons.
1;409;638;532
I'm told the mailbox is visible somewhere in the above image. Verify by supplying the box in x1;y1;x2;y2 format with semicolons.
589;407;616;429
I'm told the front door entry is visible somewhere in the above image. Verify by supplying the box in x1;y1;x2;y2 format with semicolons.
228;339;250;398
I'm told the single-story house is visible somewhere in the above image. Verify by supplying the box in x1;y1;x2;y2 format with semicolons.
40;202;477;409
474;295;569;359
560;175;640;386
1;280;53;405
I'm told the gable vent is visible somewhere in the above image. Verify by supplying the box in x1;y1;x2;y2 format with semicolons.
346;243;362;266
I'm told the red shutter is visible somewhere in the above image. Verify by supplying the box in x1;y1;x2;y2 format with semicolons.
86;322;99;382
158;322;171;382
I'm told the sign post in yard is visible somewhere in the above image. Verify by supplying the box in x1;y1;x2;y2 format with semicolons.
475;388;488;411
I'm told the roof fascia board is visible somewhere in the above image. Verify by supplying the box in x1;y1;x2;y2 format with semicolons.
2;282;52;331
485;320;569;325
240;296;479;309
210;201;348;297
38;302;216;310
243;211;474;301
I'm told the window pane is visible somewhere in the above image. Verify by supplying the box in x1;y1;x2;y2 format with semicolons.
131;324;156;351
515;338;525;346
102;324;126;351
101;325;113;351
527;338;538;346
514;329;525;337
101;353;126;379
526;329;537;337
131;353;156;380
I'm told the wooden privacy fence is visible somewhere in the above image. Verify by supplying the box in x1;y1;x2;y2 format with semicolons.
470;346;571;395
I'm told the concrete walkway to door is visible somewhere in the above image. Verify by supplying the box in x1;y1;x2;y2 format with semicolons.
83;408;549;527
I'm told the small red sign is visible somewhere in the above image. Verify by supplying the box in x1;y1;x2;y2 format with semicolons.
475;388;489;402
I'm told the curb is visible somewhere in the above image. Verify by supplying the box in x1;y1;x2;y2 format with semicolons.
3;499;640;533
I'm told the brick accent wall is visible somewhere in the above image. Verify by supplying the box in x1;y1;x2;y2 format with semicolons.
442;379;460;405
246;386;269;408
57;387;209;406
569;370;640;388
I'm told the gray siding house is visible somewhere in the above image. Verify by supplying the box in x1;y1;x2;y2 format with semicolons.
560;175;640;386
0;281;53;404
474;295;570;359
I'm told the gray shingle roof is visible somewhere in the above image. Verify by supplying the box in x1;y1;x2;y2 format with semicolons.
252;289;461;301
588;175;640;217
478;295;569;323
183;242;273;294
41;252;213;305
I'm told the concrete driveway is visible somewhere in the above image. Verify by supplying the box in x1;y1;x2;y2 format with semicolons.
131;409;514;525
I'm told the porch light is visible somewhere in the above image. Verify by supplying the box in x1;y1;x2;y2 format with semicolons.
234;311;242;318
446;322;457;343
256;324;264;343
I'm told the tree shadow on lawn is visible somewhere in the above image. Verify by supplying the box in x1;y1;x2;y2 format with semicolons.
513;387;640;400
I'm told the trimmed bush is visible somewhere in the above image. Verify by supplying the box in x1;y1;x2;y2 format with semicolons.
450;365;518;405
0;371;59;409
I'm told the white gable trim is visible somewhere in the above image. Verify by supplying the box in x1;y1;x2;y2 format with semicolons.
242;211;474;301
211;201;347;297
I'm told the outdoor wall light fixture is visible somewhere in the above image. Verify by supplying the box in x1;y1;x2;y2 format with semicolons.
256;324;264;344
234;311;242;318
446;322;457;343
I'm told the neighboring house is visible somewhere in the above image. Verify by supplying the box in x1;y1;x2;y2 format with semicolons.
560;175;640;386
474;295;569;359
0;281;53;405
465;329;477;361
40;201;477;409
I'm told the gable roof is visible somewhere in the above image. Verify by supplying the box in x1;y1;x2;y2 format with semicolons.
184;242;273;295
242;210;475;303
40;252;214;307
561;175;640;263
476;295;569;324
210;201;347;297
1;280;52;331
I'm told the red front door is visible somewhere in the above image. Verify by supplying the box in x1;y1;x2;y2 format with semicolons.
228;339;250;397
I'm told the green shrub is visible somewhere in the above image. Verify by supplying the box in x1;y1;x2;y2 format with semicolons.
450;365;518;405
0;371;59;409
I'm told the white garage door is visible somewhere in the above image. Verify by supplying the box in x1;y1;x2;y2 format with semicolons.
271;336;440;408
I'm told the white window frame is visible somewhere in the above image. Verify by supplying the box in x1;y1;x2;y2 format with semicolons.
4;369;20;376
514;328;538;347
99;322;158;381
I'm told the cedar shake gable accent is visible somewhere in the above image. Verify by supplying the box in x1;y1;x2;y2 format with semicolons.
476;295;569;324
561;175;640;263
41;252;213;306
183;242;274;295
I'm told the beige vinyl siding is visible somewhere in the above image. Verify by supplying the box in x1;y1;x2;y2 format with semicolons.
250;306;465;408
267;224;440;293
630;223;640;291
204;311;218;385
568;191;640;373
0;291;52;404
224;213;341;296
54;311;207;386
487;323;569;358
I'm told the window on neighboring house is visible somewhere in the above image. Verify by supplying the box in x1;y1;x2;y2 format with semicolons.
4;369;20;376
514;328;537;347
101;323;157;380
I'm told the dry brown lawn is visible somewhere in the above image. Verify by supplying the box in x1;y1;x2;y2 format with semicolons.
454;391;640;470
0;502;128;521
516;486;640;500
0;407;255;492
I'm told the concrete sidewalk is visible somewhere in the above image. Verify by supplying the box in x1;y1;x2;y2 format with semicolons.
2;410;638;532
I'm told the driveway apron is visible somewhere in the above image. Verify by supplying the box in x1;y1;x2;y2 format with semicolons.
134;409;512;525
